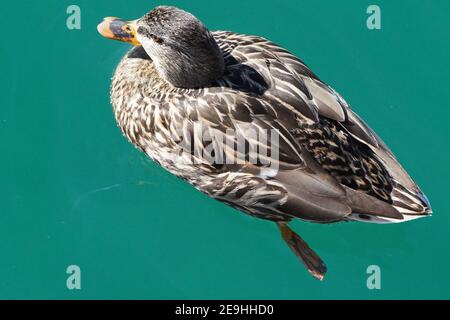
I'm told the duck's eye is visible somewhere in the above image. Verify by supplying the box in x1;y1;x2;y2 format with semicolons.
150;34;163;44
137;26;145;34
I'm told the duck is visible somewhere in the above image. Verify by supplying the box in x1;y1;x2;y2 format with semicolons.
97;6;431;280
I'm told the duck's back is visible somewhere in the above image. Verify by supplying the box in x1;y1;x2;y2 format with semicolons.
213;31;431;222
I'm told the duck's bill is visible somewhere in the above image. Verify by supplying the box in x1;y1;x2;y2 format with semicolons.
97;17;140;46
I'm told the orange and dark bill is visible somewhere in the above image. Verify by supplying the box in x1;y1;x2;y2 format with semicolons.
97;17;140;46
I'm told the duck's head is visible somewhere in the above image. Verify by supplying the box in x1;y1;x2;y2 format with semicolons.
98;6;225;88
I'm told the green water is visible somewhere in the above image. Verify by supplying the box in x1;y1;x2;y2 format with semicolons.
1;0;449;299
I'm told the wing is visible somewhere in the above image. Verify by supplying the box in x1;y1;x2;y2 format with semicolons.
212;31;431;217
177;89;353;223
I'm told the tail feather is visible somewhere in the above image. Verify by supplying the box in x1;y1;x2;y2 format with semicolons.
345;179;432;224
390;180;432;215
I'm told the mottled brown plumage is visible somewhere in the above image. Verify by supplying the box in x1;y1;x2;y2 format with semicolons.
103;6;431;280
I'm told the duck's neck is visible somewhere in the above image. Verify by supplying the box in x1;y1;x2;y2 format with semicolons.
152;48;225;88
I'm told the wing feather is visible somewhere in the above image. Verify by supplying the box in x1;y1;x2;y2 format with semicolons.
210;31;431;217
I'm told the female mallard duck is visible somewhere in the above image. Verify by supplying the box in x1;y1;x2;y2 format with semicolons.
98;6;431;280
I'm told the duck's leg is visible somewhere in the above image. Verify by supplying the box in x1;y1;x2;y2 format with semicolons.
277;222;327;281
